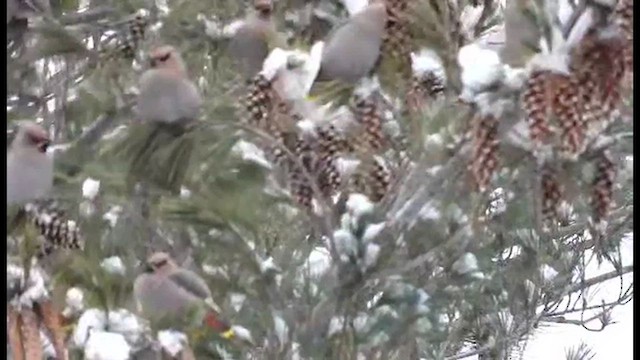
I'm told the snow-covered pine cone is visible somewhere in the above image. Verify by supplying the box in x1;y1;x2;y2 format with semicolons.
24;202;84;258
591;150;616;224
540;164;563;228
571;29;627;137
405;72;446;115
522;70;584;159
470;112;500;192
351;96;387;152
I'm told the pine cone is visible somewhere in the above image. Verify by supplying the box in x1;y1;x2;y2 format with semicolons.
8;307;25;360
289;137;316;209
522;70;584;158
24;202;84;258
470;113;500;192
381;0;413;79
614;0;633;75
591;150;616;223
316;125;347;195
540;164;563;228
20;308;44;360
571;30;627;137
353;157;392;202
36;300;69;360
244;74;277;129
405;72;445;115
351;96;387;152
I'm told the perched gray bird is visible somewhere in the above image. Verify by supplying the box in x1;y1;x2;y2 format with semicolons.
315;0;387;84
228;0;277;80
137;45;202;125
7;121;52;206
133;252;235;338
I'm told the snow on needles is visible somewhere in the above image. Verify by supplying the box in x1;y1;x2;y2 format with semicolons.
84;332;131;360
7;263;49;308
458;43;504;102
82;177;101;200
100;256;126;276
158;330;188;357
411;49;446;83
231;139;272;169
74;308;147;357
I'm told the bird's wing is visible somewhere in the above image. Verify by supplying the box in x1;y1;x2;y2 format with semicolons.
134;272;205;327
167;269;213;301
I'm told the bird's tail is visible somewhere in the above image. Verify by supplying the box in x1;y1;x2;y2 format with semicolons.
203;311;235;339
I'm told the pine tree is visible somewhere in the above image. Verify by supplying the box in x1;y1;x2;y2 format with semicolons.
6;0;633;359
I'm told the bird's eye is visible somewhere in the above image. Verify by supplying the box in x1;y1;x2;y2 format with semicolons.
37;141;50;153
158;53;171;62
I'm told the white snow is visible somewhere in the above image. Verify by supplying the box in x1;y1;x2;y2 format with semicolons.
102;205;122;228
340;0;369;16
106;309;146;345
63;287;85;317
363;243;381;269
82;177;101;200
73;308;146;349
180;186;192;199
259;256;281;274
336;157;361;179
100;256;126;276
458;43;504;102
74;309;107;347
229;292;247;312
261;48;291;81
84;331;131;360
362;222;386;241
540;264;559;282
231;140;273;169
8;265;49;308
273;313;289;346
346;193;375;219
158;330;188;357
328;316;346;337
452;253;479;275
304;247;332;279
333;229;358;259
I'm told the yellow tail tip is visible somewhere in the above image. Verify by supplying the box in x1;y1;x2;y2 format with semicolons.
221;329;235;339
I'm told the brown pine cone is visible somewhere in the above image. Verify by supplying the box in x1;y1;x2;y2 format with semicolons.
470;113;500;192
591;150;616;223
522;70;584;158
540;164;563;228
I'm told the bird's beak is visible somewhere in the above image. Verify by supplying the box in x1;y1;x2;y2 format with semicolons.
143;262;154;273
37;139;51;153
149;58;157;68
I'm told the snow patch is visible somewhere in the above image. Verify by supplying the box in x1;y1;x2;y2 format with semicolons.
100;256;126;276
82;177;101;200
